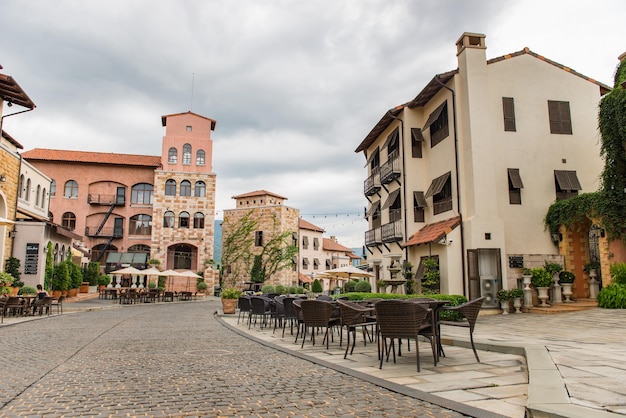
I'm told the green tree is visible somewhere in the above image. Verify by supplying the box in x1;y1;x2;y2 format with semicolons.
52;262;70;291
546;55;626;240
83;262;101;286
311;278;323;293
44;242;54;291
221;210;299;286
5;257;21;284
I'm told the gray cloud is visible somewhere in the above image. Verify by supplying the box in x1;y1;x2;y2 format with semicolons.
1;0;624;248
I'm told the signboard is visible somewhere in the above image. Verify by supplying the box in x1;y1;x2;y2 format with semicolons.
508;255;524;269
24;243;39;275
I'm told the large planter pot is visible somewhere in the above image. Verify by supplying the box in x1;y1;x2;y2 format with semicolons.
68;288;78;298
537;287;550;307
221;298;238;314
513;297;523;314
499;300;510;315
52;290;62;299
561;283;573;303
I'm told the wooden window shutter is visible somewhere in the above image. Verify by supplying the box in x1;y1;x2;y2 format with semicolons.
502;97;516;132
548;101;572;134
411;128;423;158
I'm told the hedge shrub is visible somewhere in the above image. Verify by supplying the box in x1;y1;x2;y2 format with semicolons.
597;284;626;309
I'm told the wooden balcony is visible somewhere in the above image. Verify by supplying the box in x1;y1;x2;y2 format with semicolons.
365;228;381;247
380;154;401;184
364;169;381;196
381;221;403;243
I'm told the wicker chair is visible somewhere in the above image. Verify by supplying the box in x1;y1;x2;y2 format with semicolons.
439;297;485;362
336;300;377;359
237;296;251;325
299;300;341;349
375;300;437;372
280;297;298;337
292;298;305;343
248;296;272;329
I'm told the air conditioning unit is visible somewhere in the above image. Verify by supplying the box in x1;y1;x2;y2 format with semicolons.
480;276;499;308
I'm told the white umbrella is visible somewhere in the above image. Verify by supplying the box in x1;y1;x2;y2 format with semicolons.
321;265;373;279
176;270;202;291
139;267;163;289
160;269;184;292
110;266;143;275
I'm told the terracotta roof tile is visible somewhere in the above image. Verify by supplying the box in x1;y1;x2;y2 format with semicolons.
22;148;161;167
322;237;353;254
1;130;23;149
402;216;461;247
299;218;324;232
299;273;313;283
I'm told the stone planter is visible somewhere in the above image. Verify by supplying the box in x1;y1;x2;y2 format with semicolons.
499;300;510;315
561;283;573;303
537;287;550;307
513;297;523;314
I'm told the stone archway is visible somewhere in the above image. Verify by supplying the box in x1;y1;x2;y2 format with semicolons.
166;243;198;271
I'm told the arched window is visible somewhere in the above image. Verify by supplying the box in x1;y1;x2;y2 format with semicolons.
62;212;76;231
131;183;154;204
196;149;205;166
193;212;205;229
182;144;192;165
168;147;177;164
129;214;152;235
64;180;78;198
180;180;191;196
25;178;31;201
163;211;175;228
50;180;56;197
194;181;206;197
128;244;150;253
60;245;66;262
41;188;46;207
54;243;59;263
179;211;190;228
165;179;176;196
18;175;24;198
35;185;41;206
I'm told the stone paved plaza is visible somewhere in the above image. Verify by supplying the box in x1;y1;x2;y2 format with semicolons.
0;298;469;417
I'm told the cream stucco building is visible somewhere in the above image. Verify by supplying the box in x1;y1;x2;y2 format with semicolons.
356;33;609;307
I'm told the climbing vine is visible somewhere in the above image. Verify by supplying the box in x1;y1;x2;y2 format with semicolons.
546;55;626;240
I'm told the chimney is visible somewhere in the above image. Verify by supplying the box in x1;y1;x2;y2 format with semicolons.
456;32;486;56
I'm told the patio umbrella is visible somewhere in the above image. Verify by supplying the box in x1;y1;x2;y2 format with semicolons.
160;269;184;291
139;267;163;288
110;266;143;275
177;270;202;291
321;265;373;279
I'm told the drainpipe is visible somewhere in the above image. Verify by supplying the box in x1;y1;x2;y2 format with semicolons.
0;107;34;133
386;110;409;265
434;75;467;296
10;154;23;258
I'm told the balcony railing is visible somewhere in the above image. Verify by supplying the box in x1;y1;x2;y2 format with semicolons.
380;153;401;184
365;228;381;247
85;226;124;238
364;169;381;196
381;221;403;243
88;194;125;206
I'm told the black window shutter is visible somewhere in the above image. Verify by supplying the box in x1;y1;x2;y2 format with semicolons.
502;97;516;132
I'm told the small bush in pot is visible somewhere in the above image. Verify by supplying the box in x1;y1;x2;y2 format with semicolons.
509;288;523;299
496;289;511;302
558;271;575;284
531;268;552;288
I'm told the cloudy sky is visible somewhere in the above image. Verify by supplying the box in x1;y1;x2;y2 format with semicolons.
1;0;624;248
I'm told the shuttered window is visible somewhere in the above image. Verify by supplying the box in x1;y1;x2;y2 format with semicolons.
555;170;581;200
424;101;449;147
507;168;523;205
413;191;426;222
548;101;572;134
411;128;423;158
502;97;516;132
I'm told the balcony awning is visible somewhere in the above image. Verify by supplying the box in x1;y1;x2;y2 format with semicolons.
414;191;427;208
554;170;582;191
508;168;524;189
365;201;380;218
402;216;460;247
423;101;446;130
382;189;401;209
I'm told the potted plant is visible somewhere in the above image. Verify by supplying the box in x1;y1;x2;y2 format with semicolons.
496;289;511;314
584;261;600;276
197;281;208;293
510;287;524;313
19;285;37;296
221;287;242;314
559;271;575;303
531;267;552;307
0;271;15;295
98;275;111;290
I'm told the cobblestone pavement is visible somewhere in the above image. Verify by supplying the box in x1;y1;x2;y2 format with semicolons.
0;299;472;417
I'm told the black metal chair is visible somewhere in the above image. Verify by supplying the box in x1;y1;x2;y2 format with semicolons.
237;296;251;325
280;297;297;337
249;296;272;329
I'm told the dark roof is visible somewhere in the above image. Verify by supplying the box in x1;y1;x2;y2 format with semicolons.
1;130;23;149
0;73;35;109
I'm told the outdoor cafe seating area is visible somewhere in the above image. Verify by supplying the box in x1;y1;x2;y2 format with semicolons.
99;287;198;304
1;294;63;323
232;293;485;372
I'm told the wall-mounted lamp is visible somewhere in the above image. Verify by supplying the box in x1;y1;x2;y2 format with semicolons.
7;227;16;238
551;233;563;243
0;174;6;182
6;101;13;108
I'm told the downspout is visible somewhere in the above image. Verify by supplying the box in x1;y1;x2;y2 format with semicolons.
386;110;409;265
0;107;34;132
10;154;23;258
434;75;467;296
